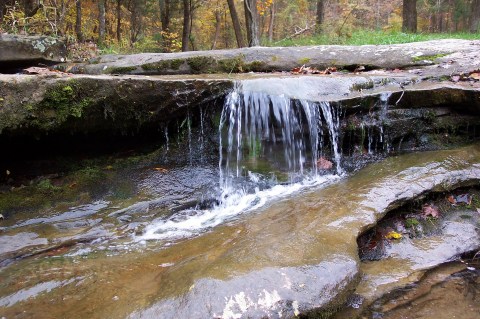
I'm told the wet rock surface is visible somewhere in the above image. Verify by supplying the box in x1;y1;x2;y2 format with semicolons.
362;258;480;319
0;145;479;318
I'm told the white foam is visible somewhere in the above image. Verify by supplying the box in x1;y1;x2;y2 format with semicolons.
136;174;339;242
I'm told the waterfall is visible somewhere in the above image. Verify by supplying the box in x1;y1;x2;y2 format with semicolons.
137;82;345;242
219;83;343;192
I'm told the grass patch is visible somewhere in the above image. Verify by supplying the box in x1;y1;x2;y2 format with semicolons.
269;30;480;47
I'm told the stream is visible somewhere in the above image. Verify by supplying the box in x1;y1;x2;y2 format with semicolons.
0;80;480;319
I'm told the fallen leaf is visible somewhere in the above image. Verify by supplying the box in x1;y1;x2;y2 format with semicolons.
447;195;457;204
385;231;402;240
451;75;461;82
23;67;61;75
422;204;440;218
68;182;77;189
354;65;365;73
105;165;114;170
154;167;168;173
291;66;303;73
456;194;472;205
469;72;480;81
316;157;333;170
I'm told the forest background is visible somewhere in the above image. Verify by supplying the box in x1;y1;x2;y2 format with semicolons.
0;0;479;59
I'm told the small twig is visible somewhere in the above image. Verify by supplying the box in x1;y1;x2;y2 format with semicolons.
274;22;316;44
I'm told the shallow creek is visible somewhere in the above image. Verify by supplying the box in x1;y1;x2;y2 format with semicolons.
0;144;479;318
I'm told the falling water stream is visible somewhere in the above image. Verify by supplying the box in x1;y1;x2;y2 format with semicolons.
139;82;344;241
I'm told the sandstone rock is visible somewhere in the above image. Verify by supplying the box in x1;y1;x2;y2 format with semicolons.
0;34;66;72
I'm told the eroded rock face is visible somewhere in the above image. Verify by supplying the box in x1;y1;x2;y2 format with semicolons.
0;34;66;72
0;74;232;136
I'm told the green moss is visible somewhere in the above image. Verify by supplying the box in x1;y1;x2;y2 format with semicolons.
422;110;437;124
37;179;61;194
352;80;374;91
218;56;245;73
107;66;137;74
271;56;278;62
74;166;106;185
26;80;95;130
412;53;449;62
299;57;311;65
141;60;172;71
245;60;267;72
170;59;185;70
187;56;216;73
405;218;420;228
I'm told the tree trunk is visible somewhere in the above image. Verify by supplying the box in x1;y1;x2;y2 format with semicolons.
98;0;106;45
316;0;325;33
75;0;83;42
182;0;191;51
1;0;6;23
23;0;36;17
471;0;480;32
159;0;170;31
211;8;221;49
116;0;121;42
227;0;244;47
402;0;417;33
268;2;275;42
244;0;260;46
130;0;144;45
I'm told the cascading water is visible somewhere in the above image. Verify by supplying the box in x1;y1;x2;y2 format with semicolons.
219;83;343;191
138;82;344;242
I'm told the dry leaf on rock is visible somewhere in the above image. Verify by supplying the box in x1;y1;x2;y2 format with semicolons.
456;194;472;205
469;72;480;81
422;204;440;218
316;157;333;170
23;67;65;75
447;195;457;204
385;231;402;240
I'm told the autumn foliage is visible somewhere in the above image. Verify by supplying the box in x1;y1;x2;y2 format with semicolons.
0;0;479;55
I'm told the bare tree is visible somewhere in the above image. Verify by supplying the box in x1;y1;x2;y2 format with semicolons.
159;0;170;31
471;0;480;32
244;0;259;46
211;5;221;49
227;0;244;47
75;0;83;42
402;0;417;33
268;2;275;42
116;0;121;42
130;0;144;44
182;0;191;51
98;0;106;45
316;0;325;33
1;0;7;23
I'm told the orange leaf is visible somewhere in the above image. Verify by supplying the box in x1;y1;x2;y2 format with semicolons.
422;204;439;218
316;157;333;170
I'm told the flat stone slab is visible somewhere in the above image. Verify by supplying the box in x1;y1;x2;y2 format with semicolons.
57;39;480;76
0;34;66;68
